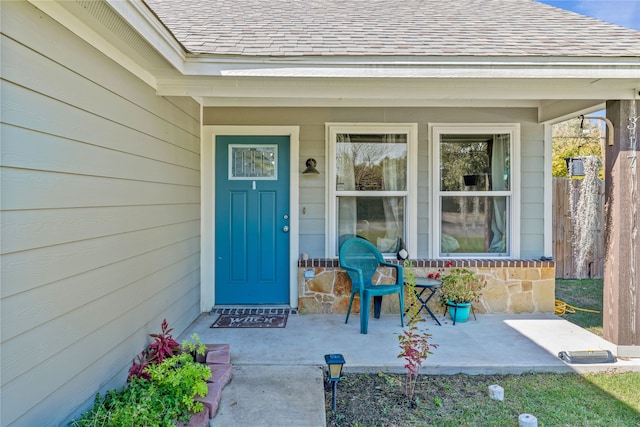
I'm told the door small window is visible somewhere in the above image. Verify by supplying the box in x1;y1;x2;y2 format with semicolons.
229;144;277;180
327;124;417;257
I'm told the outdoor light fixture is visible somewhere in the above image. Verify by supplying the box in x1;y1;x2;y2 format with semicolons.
302;158;320;174
565;157;585;177
324;353;345;412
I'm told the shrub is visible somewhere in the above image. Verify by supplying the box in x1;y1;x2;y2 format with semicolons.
71;321;211;426
181;333;207;360
71;353;211;426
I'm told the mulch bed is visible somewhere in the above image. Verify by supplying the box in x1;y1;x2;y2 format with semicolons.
324;372;509;426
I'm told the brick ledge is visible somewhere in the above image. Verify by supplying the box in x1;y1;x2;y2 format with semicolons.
298;258;555;268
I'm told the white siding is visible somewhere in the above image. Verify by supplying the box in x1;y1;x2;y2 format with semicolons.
0;2;201;425
204;106;544;259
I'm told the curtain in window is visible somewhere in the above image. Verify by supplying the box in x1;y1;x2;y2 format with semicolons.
489;134;508;252
382;157;403;241
337;135;357;244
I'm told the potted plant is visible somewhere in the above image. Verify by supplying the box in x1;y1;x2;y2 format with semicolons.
437;265;484;323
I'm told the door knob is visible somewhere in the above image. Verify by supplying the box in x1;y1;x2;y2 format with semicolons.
282;225;289;233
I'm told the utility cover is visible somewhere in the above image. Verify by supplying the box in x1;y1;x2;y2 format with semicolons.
558;350;616;364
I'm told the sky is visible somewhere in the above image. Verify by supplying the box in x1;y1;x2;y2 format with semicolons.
537;0;640;30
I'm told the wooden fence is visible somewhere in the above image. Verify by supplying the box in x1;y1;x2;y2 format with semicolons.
552;177;604;279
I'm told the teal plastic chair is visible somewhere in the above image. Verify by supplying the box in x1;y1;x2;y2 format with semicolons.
339;237;404;334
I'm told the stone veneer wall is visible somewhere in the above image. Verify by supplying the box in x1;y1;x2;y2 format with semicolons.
297;259;555;315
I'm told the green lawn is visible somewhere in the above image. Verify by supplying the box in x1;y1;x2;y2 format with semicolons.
555;278;603;336
432;372;640;426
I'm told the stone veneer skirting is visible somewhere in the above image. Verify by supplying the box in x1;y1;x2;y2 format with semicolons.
297;259;556;315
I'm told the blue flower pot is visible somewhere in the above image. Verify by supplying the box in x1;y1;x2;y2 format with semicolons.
447;302;472;323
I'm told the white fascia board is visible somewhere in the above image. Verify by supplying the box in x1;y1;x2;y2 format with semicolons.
200;97;540;108
182;55;640;79
219;66;640;79
106;0;186;72
156;75;640;101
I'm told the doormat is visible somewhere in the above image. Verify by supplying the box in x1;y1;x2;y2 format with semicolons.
211;313;288;328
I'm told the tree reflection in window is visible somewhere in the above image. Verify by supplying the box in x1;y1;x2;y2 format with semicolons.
336;133;407;253
439;134;510;255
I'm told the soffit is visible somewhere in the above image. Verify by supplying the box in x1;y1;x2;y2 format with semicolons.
30;0;184;86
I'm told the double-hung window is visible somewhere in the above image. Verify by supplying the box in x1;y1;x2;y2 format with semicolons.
327;123;417;257
431;124;520;258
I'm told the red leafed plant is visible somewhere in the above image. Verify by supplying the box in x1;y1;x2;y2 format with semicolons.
398;260;438;404
397;322;436;403
147;319;180;363
128;319;180;381
128;351;150;381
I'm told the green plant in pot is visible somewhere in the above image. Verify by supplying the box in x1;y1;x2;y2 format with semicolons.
437;265;484;323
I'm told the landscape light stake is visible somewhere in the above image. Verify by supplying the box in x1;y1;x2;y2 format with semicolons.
324;354;345;412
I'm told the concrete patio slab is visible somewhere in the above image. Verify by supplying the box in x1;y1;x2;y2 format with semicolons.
179;312;640;427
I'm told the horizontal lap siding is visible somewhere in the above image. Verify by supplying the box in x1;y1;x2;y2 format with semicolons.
0;2;201;426
299;122;326;248
204;107;543;259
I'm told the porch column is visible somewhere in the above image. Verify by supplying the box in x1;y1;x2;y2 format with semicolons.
604;100;640;357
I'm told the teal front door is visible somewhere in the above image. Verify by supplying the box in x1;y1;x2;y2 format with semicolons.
215;136;290;304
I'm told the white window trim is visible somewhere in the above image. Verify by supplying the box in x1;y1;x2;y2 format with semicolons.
429;123;521;259
325;123;418;258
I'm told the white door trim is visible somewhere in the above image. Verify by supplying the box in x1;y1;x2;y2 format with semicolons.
201;125;300;311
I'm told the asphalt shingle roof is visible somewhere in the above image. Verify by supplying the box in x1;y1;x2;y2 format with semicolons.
144;0;640;57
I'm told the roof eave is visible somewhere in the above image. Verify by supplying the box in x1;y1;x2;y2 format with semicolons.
106;0;187;71
181;54;640;79
28;0;188;89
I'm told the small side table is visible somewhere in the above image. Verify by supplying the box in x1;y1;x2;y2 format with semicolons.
405;277;442;326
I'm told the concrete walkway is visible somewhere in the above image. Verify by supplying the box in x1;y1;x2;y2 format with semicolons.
179;312;640;427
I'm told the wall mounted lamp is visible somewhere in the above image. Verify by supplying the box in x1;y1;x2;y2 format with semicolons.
303;158;320;174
